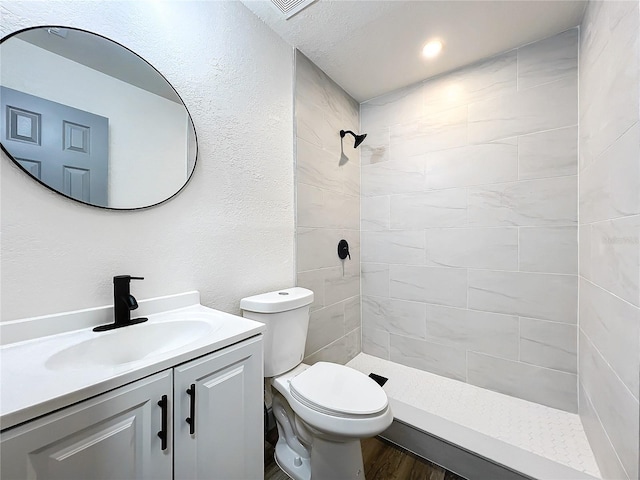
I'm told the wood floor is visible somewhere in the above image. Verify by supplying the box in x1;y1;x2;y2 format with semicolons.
264;430;466;480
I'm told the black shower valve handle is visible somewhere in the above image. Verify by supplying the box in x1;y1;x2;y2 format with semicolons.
338;239;350;260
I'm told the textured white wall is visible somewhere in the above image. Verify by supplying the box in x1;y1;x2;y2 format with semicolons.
0;0;295;320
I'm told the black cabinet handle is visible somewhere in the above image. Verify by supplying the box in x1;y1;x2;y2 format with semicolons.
157;395;168;451
186;384;196;435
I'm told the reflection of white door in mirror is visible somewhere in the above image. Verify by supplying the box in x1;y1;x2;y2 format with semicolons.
1;86;109;206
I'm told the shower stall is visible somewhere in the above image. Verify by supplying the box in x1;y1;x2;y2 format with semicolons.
293;2;639;478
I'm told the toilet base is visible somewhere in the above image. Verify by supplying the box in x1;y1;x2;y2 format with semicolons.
310;436;365;480
274;435;311;480
272;390;366;480
274;433;365;480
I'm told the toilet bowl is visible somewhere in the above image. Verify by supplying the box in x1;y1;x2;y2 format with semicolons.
240;288;393;480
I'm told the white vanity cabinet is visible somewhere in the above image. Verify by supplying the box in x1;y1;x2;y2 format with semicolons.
0;370;173;480
174;334;263;479
0;335;263;480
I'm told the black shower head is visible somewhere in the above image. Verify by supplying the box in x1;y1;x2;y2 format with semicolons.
340;130;367;148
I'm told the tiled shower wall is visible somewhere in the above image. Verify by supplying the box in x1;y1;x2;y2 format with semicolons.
294;51;362;365
360;30;579;412
578;1;640;479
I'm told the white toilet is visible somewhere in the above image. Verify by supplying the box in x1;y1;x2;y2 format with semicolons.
240;287;393;480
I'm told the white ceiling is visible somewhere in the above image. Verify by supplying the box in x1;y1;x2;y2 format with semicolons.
242;0;587;102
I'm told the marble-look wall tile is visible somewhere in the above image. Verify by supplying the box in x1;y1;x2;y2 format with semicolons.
579;0;639;170
362;296;427;339
426;305;519;360
361;82;425;131
580;278;640;398
361;263;389;298
344;326;361;362
578;1;640;474
467;352;577;412
359;126;390;166
297;228;359;272
361;196;390;231
468;76;577;143
358;29;581;410
390;265;467;307
580;123;640;224
296;269;325;312
517;126;578;180
324;266;360;306
423;51;517;112
519;318;577;373
344;296;361;333
361;230;425;265
304;302;345;356
579;224;592;280
579;332;639;480
296;51;360;363
389;106;467;160
425;227;518;270
297;138;347;195
341;155;361;197
579;383;630;480
468;270;578;323
305;335;350;366
518;29;579;90
519;226;578;274
361;156;425;196
590;215;640;307
296;97;343;157
425;139;518;190
362;324;389;359
296;51;350;120
297;183;359;229
468;176;577;227
390;333;467;382
390;189;467;229
340;93;360;135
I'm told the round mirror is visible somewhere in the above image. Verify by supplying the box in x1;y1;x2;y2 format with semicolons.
0;26;197;210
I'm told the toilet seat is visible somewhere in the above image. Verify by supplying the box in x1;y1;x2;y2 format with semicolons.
289;362;387;417
272;363;393;439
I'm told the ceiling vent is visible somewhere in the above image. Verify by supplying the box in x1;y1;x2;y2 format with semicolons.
270;0;318;19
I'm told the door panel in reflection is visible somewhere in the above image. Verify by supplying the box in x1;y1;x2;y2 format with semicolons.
2;86;108;205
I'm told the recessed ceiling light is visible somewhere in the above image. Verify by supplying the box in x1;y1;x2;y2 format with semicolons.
422;40;443;59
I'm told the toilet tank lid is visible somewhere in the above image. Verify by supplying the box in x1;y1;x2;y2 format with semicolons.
240;287;314;313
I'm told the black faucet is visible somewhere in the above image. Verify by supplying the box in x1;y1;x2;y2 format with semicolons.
93;275;149;332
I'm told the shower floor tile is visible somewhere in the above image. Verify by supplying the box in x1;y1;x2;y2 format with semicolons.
347;353;601;479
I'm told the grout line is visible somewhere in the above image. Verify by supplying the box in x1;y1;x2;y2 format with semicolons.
518;317;522;361
576;24;582;413
582;277;640;310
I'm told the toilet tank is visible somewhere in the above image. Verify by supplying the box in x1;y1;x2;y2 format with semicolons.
240;287;313;377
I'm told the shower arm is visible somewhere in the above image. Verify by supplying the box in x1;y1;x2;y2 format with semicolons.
340;130;357;139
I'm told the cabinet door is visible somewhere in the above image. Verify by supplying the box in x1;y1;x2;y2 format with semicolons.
174;336;263;480
1;370;172;480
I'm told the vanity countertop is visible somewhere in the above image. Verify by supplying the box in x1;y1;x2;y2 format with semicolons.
0;292;265;431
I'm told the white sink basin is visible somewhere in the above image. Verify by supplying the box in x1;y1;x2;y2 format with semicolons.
46;319;214;370
0;293;266;430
